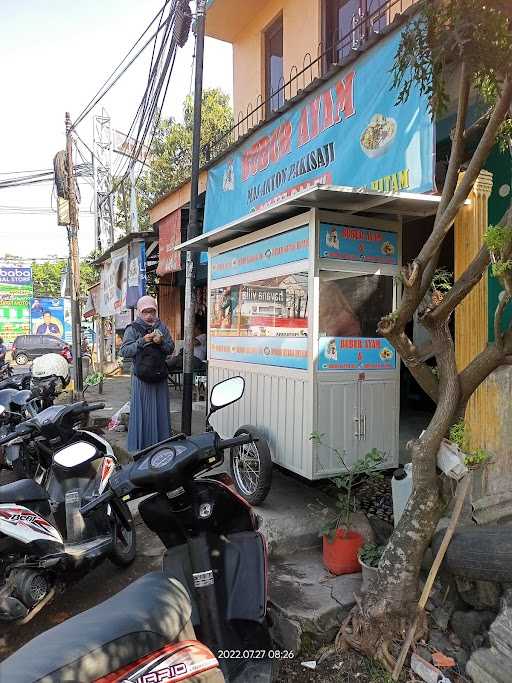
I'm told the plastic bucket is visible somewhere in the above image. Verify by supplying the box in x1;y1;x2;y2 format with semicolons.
323;530;364;575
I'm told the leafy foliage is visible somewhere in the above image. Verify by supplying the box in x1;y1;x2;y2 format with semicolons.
449;419;492;468
32;259;98;299
485;224;512;278
391;1;512;119
116;88;233;233
431;268;453;293
359;543;385;568
311;433;384;541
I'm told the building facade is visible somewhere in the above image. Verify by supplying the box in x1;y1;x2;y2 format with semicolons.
152;0;512;517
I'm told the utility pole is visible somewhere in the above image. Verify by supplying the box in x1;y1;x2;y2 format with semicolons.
182;0;206;435
65;112;84;395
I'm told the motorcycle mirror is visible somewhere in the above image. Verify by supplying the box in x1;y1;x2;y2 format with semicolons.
209;376;245;411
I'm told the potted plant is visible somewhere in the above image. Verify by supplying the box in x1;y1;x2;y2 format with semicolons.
358;543;385;593
446;419;492;470
311;434;384;575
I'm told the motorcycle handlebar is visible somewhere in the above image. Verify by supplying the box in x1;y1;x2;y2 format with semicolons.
216;434;257;451
80;488;114;515
0;422;33;445
71;402;105;416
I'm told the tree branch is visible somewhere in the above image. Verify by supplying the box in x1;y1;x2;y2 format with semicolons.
430;245;490;321
416;78;512;269
379;327;439;402
439;61;471;216
461;108;492;143
495;292;512;353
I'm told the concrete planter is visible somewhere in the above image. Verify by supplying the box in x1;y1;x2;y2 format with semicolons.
358;553;379;593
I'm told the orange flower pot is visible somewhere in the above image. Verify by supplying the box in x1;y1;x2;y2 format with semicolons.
323;530;364;575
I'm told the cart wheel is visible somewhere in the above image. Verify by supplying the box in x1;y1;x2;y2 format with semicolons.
230;425;272;506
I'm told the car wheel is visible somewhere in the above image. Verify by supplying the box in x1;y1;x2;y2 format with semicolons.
15;353;29;366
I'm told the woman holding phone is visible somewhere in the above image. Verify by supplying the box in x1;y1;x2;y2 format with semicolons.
120;295;174;451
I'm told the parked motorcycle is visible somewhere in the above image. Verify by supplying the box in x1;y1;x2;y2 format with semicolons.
0;377;275;682
0;400;136;624
0;355;71;481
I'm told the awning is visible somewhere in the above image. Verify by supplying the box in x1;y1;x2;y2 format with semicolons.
175;184;442;252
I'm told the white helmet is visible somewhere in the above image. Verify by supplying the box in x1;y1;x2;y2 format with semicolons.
32;353;70;386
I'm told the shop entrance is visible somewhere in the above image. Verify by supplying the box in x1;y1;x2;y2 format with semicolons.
399;217;454;463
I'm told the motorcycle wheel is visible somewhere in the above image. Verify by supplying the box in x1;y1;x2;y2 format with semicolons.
108;501;137;567
230;425;272;506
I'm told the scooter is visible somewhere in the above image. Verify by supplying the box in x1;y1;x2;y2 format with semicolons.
0;377;275;682
0;400;136;623
0;376;68;480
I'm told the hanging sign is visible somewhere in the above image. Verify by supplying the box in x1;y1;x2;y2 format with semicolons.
126;240;146;308
318;336;396;371
204;27;434;233
157;210;182;275
319;223;398;265
211;226;309;280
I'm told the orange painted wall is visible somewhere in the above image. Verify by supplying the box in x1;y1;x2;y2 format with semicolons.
231;0;321;121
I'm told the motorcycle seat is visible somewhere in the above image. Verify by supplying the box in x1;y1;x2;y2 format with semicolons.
0;478;48;504
0;572;194;683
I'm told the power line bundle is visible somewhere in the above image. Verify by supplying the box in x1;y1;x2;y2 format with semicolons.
105;0;192;206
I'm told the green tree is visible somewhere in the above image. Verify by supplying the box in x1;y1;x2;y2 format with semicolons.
116;88;233;232
338;1;512;671
32;260;98;298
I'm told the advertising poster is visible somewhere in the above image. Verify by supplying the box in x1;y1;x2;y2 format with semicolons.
210;271;308;369
211;226;309;281
0;297;31;342
204;27;434;232
99;246;128;317
126;240;146;309
30;298;70;341
318;336;396;371
0;263;33;344
319;223;398;265
0;263;32;296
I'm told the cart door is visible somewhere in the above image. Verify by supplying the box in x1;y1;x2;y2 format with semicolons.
359;379;399;467
316;380;359;474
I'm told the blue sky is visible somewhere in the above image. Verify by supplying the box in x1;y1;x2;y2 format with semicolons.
0;0;232;258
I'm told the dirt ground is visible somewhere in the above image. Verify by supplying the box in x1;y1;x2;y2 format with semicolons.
275;650;397;682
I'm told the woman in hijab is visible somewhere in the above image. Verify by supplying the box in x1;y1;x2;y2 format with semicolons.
120;296;174;452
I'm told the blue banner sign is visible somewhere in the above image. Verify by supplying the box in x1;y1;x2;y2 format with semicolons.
211;336;308;369
204;27;434;233
318;336;396;371
126;240;147;309
30;298;71;341
0;264;32;286
211;226;309;280
319;223;398;265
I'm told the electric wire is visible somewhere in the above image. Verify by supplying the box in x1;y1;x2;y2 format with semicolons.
72;0;175;129
102;1;181;209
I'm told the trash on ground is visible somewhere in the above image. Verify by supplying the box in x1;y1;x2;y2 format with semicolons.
301;660;317;670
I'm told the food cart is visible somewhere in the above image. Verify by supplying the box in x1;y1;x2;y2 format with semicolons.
178;186;440;502
175;25;439;501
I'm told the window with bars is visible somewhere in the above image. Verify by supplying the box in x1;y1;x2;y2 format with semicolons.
324;0;388;64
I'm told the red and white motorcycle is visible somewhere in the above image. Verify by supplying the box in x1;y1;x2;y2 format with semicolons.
0;400;136;623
